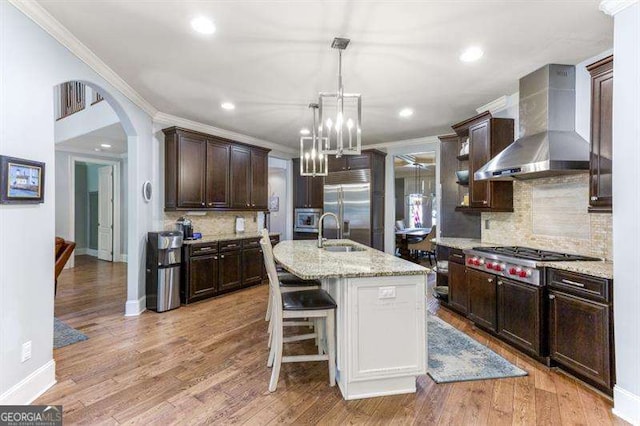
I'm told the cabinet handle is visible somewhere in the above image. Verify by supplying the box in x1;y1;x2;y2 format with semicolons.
591;196;598;201
451;254;463;259
497;280;502;286
226;244;237;248
246;203;250;207
208;202;213;206
482;200;488;205
252;203;255;207
487;278;493;283
214;256;218;260
201;202;205;206
561;279;585;288
549;294;556;300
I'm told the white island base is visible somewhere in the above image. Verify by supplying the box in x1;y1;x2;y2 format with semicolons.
323;274;427;400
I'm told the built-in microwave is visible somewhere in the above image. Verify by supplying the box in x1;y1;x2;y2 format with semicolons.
294;208;322;233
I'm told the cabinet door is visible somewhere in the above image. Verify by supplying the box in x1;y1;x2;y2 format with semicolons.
328;156;347;173
177;135;207;208
250;149;269;209
189;254;218;299
308;176;324;208
468;121;491;208
243;247;264;286
589;64;613;212
292;159;307;208
448;262;468;314
219;250;243;292
497;278;542;355
206;141;230;208
467;268;497;331
230;146;251;209
347;154;370;170
549;290;611;389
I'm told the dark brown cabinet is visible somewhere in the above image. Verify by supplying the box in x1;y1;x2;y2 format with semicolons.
448;255;468;314
243;247;264;285
467;268;497;331
497;278;543;356
219;249;242;292
327;154;370;172
451;112;514;212
587;56;613;213
188;254;218;300
164;127;270;211
292;158;324;209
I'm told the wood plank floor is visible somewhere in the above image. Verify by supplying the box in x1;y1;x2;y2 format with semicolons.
38;255;626;425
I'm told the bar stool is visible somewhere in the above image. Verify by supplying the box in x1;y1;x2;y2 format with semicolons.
260;232;336;392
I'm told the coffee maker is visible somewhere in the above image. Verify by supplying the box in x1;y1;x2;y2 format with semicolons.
176;217;194;239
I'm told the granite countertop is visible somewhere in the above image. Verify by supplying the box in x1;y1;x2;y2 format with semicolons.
541;260;613;280
183;232;279;245
273;239;429;280
432;237;486;250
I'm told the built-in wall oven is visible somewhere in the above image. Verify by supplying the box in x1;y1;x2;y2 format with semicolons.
294;208;322;233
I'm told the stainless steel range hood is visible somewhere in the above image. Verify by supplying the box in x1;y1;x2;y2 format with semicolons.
475;64;590;181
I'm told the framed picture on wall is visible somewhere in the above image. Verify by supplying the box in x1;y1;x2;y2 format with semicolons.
0;155;46;204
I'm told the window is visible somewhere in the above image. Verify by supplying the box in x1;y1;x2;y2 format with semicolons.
58;82;85;119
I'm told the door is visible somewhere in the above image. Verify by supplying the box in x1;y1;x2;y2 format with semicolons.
243;247;263;285
292;159;308;208
347;154;370;170
250;149;269;209
97;166;113;261
549;290;611;389
467;268;497;331
206;141;230;208
308;176;324;208
497;278;542;356
589;64;613;212
219;251;242;291
468;121;491;208
322;184;341;240
230;146;251;209
342;183;371;246
178;135;206;208
448;262;468;314
328;156;347;173
189;254;218;299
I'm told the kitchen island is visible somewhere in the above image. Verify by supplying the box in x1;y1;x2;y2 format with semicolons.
272;239;429;400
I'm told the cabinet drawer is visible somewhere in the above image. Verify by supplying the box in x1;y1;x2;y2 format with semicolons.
448;249;465;265
190;243;218;256
547;269;610;303
243;238;261;249
219;240;242;252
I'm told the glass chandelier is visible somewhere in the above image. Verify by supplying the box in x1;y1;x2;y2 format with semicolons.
300;103;328;176
318;37;362;158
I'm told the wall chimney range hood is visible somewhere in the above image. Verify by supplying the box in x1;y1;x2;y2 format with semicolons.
474;64;590;181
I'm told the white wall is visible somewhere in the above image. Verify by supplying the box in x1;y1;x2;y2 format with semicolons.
609;3;640;424
54;86;120;143
0;2;154;404
267;157;293;240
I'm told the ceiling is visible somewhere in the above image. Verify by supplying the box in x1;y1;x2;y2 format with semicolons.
37;1;612;149
55;123;128;155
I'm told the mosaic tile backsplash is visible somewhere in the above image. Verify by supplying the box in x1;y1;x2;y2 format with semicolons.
164;211;259;236
481;173;612;260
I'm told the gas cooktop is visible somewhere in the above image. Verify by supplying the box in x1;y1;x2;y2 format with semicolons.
471;246;600;262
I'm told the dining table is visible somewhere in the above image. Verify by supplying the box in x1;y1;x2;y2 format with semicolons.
395;227;432;261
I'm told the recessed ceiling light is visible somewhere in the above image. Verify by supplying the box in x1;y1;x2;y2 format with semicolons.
94;148;101;152
399;108;414;118
191;17;215;35
221;102;235;110
460;46;484;63
100;143;112;148
300;128;310;135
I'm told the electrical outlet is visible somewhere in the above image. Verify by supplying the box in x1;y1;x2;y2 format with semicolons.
378;286;396;299
485;219;491;229
21;341;32;363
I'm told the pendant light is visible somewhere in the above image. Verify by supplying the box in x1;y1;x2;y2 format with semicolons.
300;103;328;176
318;37;362;158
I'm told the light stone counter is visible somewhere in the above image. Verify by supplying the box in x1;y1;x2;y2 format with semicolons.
541;260;613;279
182;232;279;245
272;239;429;280
432;237;486;251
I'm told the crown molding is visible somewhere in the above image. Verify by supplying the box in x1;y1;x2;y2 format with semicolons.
599;0;638;15
476;95;510;115
153;112;298;156
364;135;441;151
8;0;158;117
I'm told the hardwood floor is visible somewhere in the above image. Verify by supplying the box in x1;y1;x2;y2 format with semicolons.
39;255;626;425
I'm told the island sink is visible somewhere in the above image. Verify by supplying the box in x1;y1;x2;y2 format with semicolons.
323;244;366;253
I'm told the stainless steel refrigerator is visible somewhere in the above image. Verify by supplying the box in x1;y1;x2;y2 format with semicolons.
323;170;371;246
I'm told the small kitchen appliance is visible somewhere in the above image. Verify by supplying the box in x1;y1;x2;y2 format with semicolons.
146;231;182;312
176;217;194;239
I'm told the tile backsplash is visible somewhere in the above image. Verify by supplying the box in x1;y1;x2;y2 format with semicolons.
482;173;612;260
164;211;259;236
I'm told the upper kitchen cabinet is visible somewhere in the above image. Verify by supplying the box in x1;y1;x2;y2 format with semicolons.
451;112;514;212
163;127;270;211
327;153;371;172
587;55;613;213
292;158;324;209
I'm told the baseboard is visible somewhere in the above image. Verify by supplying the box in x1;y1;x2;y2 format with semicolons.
613;385;640;425
125;296;146;317
75;247;88;255
86;248;98;257
117;253;128;263
0;359;56;405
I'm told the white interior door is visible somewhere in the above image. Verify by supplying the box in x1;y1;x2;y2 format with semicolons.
97;166;114;261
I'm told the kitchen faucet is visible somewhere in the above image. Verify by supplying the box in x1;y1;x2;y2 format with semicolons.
317;212;340;248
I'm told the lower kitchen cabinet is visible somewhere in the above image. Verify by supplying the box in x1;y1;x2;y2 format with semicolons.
497;278;543;356
243;247;264;285
548;289;612;391
467;268;497;331
188;254;218;300
447;256;468;314
219;250;243;292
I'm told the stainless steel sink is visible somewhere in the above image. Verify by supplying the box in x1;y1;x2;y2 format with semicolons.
323;245;365;253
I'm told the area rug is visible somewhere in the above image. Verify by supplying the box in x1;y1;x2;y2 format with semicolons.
427;315;527;383
54;318;88;349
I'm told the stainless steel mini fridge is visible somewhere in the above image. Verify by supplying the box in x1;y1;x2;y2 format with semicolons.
323;169;371;246
146;231;183;312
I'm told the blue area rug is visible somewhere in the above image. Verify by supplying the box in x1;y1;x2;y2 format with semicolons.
427;315;527;383
54;318;88;349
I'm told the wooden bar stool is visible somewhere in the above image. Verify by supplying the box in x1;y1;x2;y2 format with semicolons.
260;231;336;392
